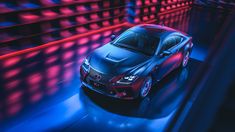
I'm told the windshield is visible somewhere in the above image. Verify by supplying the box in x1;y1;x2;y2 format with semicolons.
112;30;159;55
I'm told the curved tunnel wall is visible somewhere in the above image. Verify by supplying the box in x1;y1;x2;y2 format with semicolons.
0;0;126;55
127;0;193;24
0;0;194;55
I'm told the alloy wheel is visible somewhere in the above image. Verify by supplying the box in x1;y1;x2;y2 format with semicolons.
182;51;190;67
140;76;152;98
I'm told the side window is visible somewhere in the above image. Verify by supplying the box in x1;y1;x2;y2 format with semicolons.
175;36;183;44
161;37;176;52
167;37;176;49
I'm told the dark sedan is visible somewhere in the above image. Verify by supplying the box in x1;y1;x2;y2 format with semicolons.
80;24;193;99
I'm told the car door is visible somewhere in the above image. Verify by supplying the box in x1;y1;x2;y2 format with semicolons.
156;36;182;80
173;35;186;66
169;35;185;67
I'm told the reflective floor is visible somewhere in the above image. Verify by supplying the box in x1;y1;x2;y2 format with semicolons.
3;60;201;132
0;6;231;132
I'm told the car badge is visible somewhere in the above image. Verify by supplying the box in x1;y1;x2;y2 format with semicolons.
94;74;102;81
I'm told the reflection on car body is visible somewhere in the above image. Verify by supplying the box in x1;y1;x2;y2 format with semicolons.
80;24;193;99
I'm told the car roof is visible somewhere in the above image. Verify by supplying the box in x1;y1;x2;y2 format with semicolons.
128;24;185;39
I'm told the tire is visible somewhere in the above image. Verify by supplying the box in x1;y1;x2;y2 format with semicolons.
182;51;190;68
139;76;152;98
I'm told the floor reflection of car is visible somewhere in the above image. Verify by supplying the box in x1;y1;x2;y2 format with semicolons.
137;68;188;118
80;24;193;99
80;67;188;119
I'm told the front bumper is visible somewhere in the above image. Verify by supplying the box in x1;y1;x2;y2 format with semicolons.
80;65;144;100
82;81;136;100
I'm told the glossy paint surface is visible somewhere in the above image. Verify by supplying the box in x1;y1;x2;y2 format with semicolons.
80;24;192;99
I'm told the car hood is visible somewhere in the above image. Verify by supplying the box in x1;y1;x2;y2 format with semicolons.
88;43;151;75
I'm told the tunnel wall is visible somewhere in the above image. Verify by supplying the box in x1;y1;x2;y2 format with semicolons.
126;0;193;24
0;26;124;124
194;0;235;10
0;0;126;54
0;0;195;55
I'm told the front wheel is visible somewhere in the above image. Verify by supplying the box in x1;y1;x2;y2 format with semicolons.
182;51;190;68
139;76;152;98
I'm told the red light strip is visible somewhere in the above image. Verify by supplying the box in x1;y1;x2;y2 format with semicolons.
0;22;127;60
125;19;157;27
158;6;191;15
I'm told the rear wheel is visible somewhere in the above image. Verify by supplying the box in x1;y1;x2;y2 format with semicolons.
182;51;190;68
139;76;152;98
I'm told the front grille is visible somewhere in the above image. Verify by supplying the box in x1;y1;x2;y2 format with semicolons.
88;67;111;83
87;78;116;95
90;80;106;91
85;67;136;98
89;67;98;78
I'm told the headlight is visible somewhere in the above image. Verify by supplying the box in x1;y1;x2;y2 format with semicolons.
84;58;89;65
82;58;90;72
117;75;138;84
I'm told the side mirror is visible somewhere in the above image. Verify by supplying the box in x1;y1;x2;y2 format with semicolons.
159;50;172;58
111;35;116;41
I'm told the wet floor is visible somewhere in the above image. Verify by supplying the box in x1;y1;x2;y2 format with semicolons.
4;59;201;132
0;6;232;132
